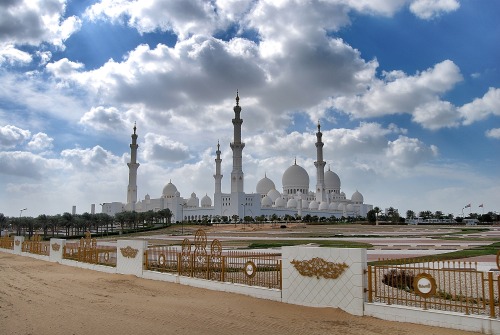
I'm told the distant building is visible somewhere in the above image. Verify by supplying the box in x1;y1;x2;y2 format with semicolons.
102;92;373;221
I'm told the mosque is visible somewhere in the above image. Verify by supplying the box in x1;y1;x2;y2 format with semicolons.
101;93;372;222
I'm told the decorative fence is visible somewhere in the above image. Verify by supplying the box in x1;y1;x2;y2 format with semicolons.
144;230;282;289
0;236;14;250
22;233;49;256
367;258;500;318
62;231;117;267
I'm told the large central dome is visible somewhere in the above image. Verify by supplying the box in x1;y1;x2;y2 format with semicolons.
282;161;309;193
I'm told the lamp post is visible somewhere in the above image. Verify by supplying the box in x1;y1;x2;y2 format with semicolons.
241;204;245;224
179;203;186;235
19;208;27;218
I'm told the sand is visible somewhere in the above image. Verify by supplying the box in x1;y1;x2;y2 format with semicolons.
0;252;479;335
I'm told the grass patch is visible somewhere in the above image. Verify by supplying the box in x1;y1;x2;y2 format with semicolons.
369;242;500;266
246;240;372;249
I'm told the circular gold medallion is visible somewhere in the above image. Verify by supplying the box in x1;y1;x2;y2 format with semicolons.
103;251;110;262
159;254;166;266
413;273;436;298
244;261;257;278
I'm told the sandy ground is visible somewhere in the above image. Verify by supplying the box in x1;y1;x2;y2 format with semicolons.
0;253;481;335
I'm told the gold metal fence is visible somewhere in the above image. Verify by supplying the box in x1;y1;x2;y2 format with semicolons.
143;230;282;290
22;233;49;256
62;232;117;267
0;236;14;250
367;258;499;318
144;247;282;289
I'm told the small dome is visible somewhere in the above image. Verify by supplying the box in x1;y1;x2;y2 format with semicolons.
162;181;178;198
256;174;276;195
274;197;286;208
328;202;337;210
145;194;150;200
351;190;364;204
174;191;180;197
287;198;298;208
309;200;319;210
201;194;212;207
346;204;354;211
338;203;345;211
340;191;346;198
324;168;341;190
282;161;309;191
187;193;199;207
267;189;281;202
261;195;273;207
302;200;309;208
318;201;329;211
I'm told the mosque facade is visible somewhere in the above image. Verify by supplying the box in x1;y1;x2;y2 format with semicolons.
102;93;373;221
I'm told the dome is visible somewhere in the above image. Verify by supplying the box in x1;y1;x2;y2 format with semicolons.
174;191;180;197
201;194;212;207
346;204;354;211
351;190;364;204
328;202;337;210
309;200;319;210
282;161;309;191
274;197;286;208
261;195;273;207
145;194;150;200
318;201;329;211
162;181;178;198
338;203;345;211
302;200;309;208
324;168;341;190
267;189;281;202
187;193;199;207
256;174;276;195
287;198;298;208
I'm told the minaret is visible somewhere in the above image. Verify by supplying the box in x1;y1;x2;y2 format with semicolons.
230;91;245;193
314;121;326;202
213;140;223;195
127;123;140;206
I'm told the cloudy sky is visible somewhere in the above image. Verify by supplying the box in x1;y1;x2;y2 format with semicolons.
0;0;499;218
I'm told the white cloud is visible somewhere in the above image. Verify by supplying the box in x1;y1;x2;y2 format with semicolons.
142;133;191;162
61;146;121;170
412;100;460;130
409;0;460;20
332;60;463;118
0;151;47;179
0;125;31;149
459;87;500;125
27;132;54;151
79;106;128;133
486;128;500;139
0;0;81;48
0;44;32;65
385;135;438;167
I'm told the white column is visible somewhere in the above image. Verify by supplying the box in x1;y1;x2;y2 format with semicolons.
49;238;66;263
13;236;24;254
116;240;147;277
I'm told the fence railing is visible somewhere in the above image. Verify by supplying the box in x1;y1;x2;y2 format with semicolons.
21;234;50;256
0;236;14;250
144;246;282;289
62;232;117;267
367;258;499;318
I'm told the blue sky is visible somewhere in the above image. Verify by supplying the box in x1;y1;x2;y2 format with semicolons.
0;0;499;218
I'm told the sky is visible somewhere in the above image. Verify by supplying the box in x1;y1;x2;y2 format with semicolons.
0;0;499;219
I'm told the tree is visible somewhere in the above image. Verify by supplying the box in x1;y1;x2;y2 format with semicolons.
37;214;49;239
0;213;6;234
406;210;415;220
367;209;376;223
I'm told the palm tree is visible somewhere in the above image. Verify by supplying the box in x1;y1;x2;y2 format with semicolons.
37;214;49;239
373;207;381;225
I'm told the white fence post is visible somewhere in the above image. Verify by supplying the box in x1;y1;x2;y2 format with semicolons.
13;236;24;254
281;246;367;316
49;238;66;262
116;240;147;276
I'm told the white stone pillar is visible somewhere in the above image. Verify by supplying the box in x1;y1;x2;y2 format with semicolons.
281;246;367;316
49;238;66;263
116;240;147;277
13;236;24;254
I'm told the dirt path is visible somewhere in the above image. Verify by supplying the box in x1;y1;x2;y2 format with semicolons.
0;252;479;335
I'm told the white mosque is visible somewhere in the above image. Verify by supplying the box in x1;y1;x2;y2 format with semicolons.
101;92;372;222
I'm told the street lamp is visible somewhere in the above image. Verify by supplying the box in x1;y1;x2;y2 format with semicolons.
179;203;186;235
19;208;27;218
241;204;245;224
